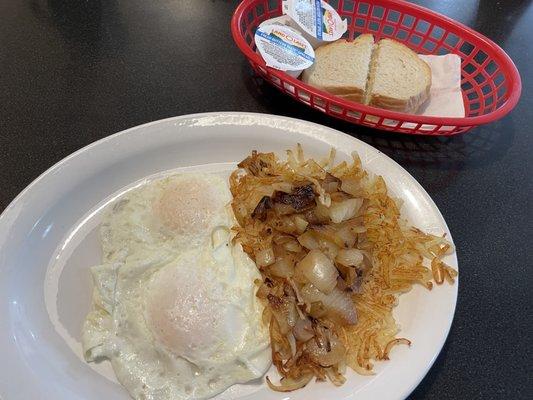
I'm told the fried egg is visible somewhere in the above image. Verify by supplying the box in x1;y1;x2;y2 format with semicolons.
82;173;271;400
100;174;232;263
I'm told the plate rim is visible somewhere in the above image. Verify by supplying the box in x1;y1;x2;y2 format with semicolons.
0;112;458;400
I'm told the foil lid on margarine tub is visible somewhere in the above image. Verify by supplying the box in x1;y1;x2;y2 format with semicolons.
258;15;299;33
283;0;347;48
254;24;315;78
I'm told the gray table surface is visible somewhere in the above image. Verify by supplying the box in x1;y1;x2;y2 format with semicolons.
1;1;531;399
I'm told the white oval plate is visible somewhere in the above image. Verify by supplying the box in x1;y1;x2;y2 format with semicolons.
0;112;457;400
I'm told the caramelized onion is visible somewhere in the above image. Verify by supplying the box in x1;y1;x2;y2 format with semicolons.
256;248;275;267
314;203;331;222
271;215;297;234
297;250;338;294
336;276;349;292
300;283;323;303
317;237;340;260
325;367;347;386
300;284;357;325
287;278;304;305
322;288;357;325
274;202;296;215
383;338;411;360
340;177;363;197
251;195;272;221
297;231;319;250
273;184;315;211
268;294;294;334
336;249;364;267
306;335;346;367
272;181;293;193
330;191;350;202
310;224;345;248
335;225;357;248
256;283;270;299
266;374;313;392
287;332;297;357
283;238;302;253
322;172;341;193
293;318;314;342
309;302;328;318
286;302;298;328
348;270;364;294
273;234;293;245
269;256;295;278
329;198;363;223
293;215;309;234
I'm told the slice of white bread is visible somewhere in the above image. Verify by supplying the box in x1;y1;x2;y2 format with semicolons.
300;36;431;114
364;39;431;113
301;34;374;104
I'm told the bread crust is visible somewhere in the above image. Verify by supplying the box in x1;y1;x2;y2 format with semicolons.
338;92;365;103
300;36;431;114
368;88;430;114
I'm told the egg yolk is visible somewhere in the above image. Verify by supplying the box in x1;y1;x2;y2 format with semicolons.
144;261;229;363
154;178;217;235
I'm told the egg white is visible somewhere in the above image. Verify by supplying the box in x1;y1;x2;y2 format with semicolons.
82;173;271;400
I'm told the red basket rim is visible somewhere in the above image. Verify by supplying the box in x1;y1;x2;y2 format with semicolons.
231;0;522;128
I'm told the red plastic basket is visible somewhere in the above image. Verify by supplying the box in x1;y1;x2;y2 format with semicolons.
231;0;522;135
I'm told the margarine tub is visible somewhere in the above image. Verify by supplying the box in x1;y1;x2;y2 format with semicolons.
254;23;315;78
283;0;347;48
258;15;300;34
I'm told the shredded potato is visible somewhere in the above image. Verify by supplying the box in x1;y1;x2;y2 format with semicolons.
230;145;456;390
